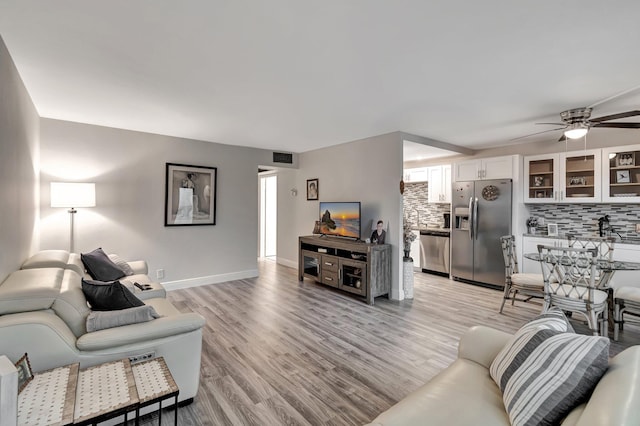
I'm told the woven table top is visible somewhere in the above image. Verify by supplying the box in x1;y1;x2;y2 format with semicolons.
131;357;179;404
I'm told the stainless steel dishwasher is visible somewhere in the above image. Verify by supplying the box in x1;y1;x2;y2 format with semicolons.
420;229;450;275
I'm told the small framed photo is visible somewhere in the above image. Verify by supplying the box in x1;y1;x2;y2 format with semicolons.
307;178;319;201
534;190;546;198
533;176;544;187
15;353;34;394
568;176;586;186
547;223;559;237
616;152;635;167
616;170;631;183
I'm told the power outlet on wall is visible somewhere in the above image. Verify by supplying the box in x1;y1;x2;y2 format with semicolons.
129;351;155;364
156;269;165;279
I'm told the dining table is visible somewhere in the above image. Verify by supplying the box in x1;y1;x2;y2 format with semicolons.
524;252;640;332
523;252;640;289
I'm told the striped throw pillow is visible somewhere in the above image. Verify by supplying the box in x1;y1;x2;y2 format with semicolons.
491;328;609;426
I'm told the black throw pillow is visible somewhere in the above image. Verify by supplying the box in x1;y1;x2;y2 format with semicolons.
81;278;145;311
81;248;126;281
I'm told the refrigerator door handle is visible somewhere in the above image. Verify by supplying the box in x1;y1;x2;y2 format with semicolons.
468;197;474;240
473;197;479;240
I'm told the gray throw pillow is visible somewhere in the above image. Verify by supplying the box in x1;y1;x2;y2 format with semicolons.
490;312;609;426
108;254;135;276
81;248;126;281
86;305;161;332
81;278;144;311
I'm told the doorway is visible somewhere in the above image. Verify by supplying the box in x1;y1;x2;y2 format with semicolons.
259;174;277;258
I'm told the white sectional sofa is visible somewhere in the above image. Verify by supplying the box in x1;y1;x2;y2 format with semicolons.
0;250;205;403
366;325;640;426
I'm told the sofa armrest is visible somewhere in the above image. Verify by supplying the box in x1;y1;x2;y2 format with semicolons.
457;325;512;369
76;313;205;351
575;346;640;426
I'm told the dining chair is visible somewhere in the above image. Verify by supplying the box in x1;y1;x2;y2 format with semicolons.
498;235;545;313
613;288;640;341
566;235;615;285
537;244;608;337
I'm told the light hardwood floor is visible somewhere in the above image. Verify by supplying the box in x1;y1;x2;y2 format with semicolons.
138;259;640;425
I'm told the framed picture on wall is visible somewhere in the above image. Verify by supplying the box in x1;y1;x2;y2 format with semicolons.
307;178;319;200
547;223;559;237
165;163;217;226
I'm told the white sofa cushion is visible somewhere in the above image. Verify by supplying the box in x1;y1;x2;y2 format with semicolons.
0;268;63;314
76;298;205;351
20;250;84;276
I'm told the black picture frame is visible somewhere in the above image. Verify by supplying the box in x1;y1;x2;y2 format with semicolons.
165;163;217;226
616;152;635;167
307;178;319;201
15;353;33;394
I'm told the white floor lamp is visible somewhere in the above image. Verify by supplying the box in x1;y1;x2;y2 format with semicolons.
50;182;96;253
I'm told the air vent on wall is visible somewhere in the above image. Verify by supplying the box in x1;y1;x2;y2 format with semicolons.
273;152;293;164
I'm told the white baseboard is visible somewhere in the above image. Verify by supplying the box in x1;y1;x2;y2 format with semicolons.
276;257;297;269
162;269;259;291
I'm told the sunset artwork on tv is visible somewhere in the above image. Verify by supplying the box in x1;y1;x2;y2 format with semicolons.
319;202;361;239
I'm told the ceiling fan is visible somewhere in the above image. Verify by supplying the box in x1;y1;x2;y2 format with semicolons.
513;107;640;142
512;85;640;142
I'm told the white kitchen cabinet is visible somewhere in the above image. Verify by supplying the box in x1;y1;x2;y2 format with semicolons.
521;236;566;273
524;149;601;203
453;155;513;181
602;144;640;203
427;165;452;203
404;167;428;183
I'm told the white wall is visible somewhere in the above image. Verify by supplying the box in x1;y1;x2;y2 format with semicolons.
280;132;405;300
0;36;39;281
39;118;278;287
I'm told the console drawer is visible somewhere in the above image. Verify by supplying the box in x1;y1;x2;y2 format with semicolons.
321;271;339;287
321;255;339;272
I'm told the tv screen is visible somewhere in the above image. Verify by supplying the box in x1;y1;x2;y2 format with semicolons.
319;202;361;239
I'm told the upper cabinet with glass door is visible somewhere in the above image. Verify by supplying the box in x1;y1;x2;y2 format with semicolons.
524;149;601;203
562;149;601;202
602;144;640;203
524;154;557;203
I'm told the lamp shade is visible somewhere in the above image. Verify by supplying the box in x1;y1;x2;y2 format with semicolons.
51;182;96;208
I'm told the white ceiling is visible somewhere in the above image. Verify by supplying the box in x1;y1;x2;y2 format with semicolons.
1;1;640;154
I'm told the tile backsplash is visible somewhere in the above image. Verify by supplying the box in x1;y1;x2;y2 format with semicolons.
403;182;451;228
528;204;640;238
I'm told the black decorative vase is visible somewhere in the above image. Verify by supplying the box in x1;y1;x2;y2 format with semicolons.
403;250;411;260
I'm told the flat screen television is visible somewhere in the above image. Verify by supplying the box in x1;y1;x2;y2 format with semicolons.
319;202;361;239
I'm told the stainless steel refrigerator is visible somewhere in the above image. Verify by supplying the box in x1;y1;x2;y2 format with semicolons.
451;179;512;288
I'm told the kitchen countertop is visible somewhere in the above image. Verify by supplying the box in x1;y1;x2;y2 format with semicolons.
523;233;640;246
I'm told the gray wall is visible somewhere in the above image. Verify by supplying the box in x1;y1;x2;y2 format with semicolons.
0;36;39;281
280;132;405;299
39;119;275;287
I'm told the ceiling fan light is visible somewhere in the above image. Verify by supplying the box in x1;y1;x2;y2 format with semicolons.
564;124;588;139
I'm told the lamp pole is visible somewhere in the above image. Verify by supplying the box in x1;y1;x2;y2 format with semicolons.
69;207;77;253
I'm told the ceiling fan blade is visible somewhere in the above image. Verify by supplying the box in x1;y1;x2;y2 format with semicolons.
510;127;567;141
592;122;640;129
558;134;566;142
589;110;640;122
535;122;566;126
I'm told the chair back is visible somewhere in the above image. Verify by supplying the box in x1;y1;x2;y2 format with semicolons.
537;244;598;301
500;235;519;277
566;235;615;260
566;235;615;282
